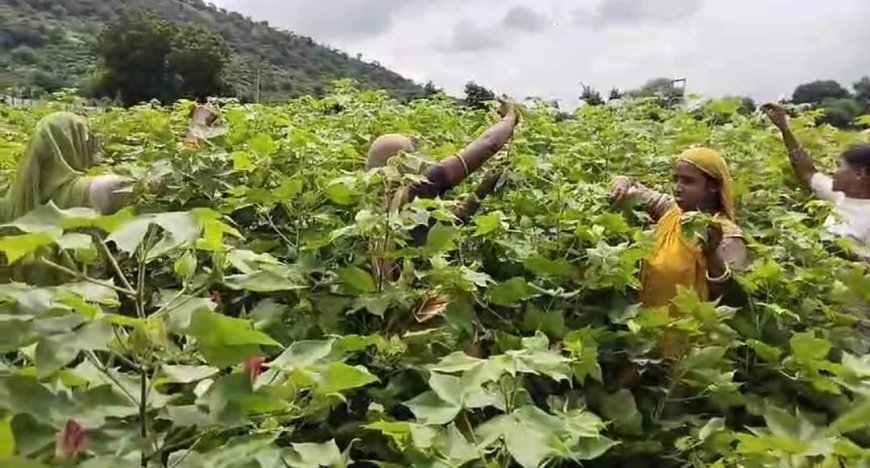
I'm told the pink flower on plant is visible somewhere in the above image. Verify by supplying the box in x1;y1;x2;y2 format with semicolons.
210;290;223;305
245;356;266;383
55;419;87;462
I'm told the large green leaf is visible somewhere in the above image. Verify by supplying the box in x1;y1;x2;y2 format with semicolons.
488;277;534;306
316;362;378;395
338;267;376;294
404;391;461;426
0;232;56;263
286;440;343;467
0;416;14;458
188;309;281;347
34;320;114;377
271;340;335;369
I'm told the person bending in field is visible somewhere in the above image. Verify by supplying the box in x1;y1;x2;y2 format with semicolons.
184;94;221;149
0;113;135;284
2;112;133;220
365;99;519;278
762;103;870;250
611;148;749;310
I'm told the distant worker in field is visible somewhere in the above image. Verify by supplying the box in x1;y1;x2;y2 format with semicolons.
184;93;221;149
364;99;520;284
610;148;748;313
762;103;870;250
0;112;133;221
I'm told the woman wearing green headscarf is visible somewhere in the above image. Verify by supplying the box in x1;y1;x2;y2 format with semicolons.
1;112;133;222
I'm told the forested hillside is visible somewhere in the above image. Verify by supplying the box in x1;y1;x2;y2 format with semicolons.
0;0;425;101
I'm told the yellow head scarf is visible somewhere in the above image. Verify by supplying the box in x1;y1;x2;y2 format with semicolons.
678;147;735;221
639;148;736;358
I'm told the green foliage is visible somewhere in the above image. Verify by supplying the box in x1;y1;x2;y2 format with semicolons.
95;10;174;106
627;77;686;107
580;84;605;107
793;80;851;105
0;85;868;466
463;81;495;111
789;77;870;129
95;10;231;106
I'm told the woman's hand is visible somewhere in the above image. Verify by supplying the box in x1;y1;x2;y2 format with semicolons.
497;99;520;126
702;223;724;258
610;176;633;204
89;175;135;215
475;169;505;199
761;103;789;130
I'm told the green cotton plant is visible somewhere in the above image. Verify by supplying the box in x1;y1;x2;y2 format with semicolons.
0;82;868;467
0;203;368;466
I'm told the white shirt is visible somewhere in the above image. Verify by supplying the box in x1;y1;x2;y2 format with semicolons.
811;173;870;245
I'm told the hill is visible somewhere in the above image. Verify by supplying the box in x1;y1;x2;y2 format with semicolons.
0;0;425;101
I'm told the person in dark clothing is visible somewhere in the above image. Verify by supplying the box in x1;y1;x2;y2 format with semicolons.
365;100;520;284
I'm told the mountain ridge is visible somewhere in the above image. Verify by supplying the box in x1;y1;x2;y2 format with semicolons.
0;0;425;101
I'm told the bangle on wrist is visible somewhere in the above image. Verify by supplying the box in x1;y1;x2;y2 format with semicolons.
455;155;470;176
706;265;732;283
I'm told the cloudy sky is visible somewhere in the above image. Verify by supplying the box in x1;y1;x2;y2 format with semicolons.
212;0;870;106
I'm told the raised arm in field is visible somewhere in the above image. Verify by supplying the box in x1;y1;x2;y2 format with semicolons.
760;103;818;187
409;100;519;201
610;176;674;222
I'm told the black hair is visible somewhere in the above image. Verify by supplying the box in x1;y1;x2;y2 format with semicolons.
194;93;208;104
843;144;870;172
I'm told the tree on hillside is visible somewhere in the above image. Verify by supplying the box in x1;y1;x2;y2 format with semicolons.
580;84;604;106
628;77;685;106
791;80;850;105
96;9;230;106
167;23;231;98
96;10;173;106
422;81;442;98
819;98;861;128
608;88;623;101
737;96;757;115
464;81;495;110
853;76;870;113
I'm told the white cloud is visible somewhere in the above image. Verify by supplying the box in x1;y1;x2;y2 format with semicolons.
211;0;870;107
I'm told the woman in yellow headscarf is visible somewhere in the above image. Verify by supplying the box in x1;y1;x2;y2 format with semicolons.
611;148;748;309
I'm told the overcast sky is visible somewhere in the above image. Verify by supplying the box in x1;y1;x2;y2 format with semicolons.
212;0;870;106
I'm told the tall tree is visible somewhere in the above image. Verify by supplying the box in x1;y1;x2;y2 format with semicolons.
628;77;684;106
853;76;870;113
819;98;861;128
580;84;604;106
422;81;442;98
167;23;230;98
464;81;495;110
608;88;623;101
96;9;230;106
791;80;850;105
96;10;173;106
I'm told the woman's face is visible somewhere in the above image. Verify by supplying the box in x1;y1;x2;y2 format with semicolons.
673;161;718;213
832;159;865;195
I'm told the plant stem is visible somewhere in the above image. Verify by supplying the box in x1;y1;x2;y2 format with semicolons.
136;229;155;467
140;365;148;467
83;351;139;405
40;258;136;296
96;235;136;292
